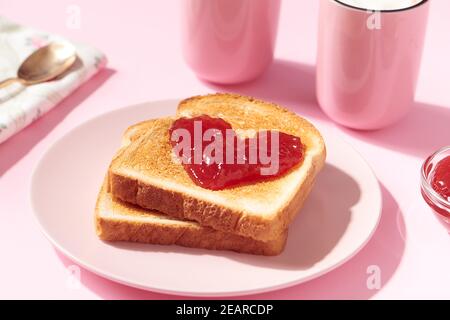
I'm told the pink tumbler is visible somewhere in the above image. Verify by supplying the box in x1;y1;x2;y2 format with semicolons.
182;0;281;84
316;0;430;130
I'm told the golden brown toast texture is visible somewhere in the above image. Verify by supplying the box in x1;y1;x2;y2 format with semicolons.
109;94;326;242
96;181;287;256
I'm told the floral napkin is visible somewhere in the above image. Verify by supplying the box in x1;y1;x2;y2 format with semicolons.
0;17;107;144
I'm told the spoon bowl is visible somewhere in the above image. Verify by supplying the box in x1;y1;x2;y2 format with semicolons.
17;42;77;84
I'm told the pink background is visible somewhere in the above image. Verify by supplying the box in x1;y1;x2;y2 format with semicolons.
1;0;449;299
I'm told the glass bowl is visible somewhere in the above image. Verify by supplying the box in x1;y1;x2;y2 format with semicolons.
421;146;450;232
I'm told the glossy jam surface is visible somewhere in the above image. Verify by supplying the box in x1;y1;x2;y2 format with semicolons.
431;156;450;202
169;115;304;190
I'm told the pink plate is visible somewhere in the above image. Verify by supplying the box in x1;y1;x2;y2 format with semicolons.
31;100;382;297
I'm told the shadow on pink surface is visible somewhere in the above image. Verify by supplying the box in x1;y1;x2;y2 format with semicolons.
55;183;404;300
247;184;406;299
342;103;450;158
204;59;322;119
205;59;450;159
0;68;115;177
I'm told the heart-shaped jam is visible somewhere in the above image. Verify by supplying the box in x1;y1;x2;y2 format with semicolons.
169;115;304;190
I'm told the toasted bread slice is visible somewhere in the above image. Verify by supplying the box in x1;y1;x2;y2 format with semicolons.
121;120;155;146
109;94;326;241
96;180;287;255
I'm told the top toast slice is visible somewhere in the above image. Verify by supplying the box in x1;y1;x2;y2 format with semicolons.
109;93;326;241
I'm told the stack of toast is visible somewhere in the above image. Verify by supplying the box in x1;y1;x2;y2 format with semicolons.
95;94;326;256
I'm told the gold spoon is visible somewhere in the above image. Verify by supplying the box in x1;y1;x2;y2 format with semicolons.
0;42;77;89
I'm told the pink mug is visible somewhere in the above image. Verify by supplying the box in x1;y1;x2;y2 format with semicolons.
181;0;281;84
316;0;430;130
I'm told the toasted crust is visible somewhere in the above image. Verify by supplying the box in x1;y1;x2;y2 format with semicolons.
121;120;156;146
95;181;288;256
109;93;326;241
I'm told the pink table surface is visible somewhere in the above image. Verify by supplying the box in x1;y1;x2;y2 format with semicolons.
1;0;449;300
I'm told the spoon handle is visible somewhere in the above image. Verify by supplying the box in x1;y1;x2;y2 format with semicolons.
0;78;20;89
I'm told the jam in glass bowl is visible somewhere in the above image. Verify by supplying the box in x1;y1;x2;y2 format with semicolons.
421;146;450;232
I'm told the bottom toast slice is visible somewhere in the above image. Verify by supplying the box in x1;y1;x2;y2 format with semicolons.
95;181;288;256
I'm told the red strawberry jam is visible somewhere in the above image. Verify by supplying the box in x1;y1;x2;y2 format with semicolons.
169;115;304;190
432;156;450;202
